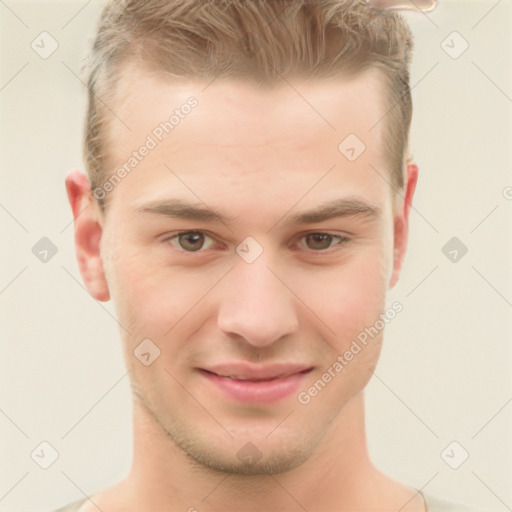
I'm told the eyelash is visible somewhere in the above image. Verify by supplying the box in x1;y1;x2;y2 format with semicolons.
161;230;351;253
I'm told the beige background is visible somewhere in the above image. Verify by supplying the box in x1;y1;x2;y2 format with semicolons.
1;1;511;511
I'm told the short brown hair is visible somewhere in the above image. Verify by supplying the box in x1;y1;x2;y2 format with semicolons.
82;0;414;211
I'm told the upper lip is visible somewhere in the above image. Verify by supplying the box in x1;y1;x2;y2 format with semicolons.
199;363;314;381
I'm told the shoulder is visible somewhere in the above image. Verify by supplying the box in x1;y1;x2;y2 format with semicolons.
48;497;89;512
422;492;485;512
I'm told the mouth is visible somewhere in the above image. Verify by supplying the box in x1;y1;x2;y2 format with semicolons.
197;366;314;403
200;367;313;381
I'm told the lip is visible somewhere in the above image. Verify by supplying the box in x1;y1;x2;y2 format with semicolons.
198;363;314;403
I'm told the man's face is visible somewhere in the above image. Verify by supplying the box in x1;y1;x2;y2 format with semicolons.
91;66;411;474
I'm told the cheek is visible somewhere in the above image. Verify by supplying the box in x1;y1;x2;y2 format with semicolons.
108;250;228;337
292;243;390;338
296;252;390;409
101;238;164;336
331;272;388;353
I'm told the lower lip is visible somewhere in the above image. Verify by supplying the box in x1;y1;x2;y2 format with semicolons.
199;369;312;404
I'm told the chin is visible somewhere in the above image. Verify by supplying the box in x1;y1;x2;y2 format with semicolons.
175;437;313;475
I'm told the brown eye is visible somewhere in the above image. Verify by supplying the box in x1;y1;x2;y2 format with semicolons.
177;232;205;251
164;231;219;253
298;233;350;252
304;233;335;251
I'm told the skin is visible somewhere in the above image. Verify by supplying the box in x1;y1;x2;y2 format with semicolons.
65;63;420;512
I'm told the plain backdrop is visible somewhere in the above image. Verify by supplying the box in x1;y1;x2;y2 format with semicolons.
0;1;511;511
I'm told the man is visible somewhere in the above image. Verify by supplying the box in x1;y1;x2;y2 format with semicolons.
56;0;476;510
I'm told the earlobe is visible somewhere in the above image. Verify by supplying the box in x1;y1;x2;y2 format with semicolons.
389;163;418;289
64;170;110;302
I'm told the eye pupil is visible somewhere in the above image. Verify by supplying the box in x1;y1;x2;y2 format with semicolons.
306;233;332;251
179;232;204;251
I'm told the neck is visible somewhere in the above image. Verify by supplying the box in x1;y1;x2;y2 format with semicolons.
114;392;404;512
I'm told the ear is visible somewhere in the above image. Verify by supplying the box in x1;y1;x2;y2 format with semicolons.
389;163;418;289
64;170;110;301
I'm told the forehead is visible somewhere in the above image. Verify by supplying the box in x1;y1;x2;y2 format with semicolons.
103;63;390;218
110;62;385;152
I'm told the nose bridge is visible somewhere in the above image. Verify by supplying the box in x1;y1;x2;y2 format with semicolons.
217;251;298;347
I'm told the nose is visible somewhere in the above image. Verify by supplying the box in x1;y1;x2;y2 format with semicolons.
217;252;299;348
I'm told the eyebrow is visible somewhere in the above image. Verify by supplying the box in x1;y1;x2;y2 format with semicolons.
134;197;380;226
283;198;380;226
